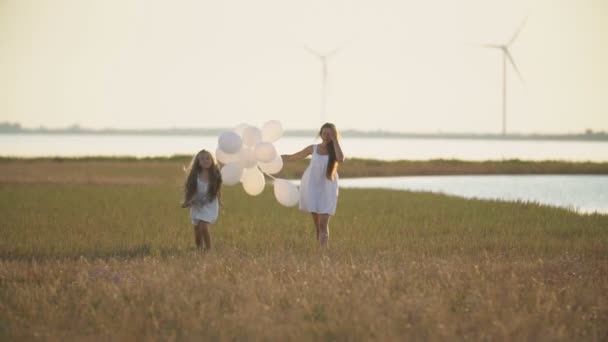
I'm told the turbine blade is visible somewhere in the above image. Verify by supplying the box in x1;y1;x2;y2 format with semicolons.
325;40;352;58
467;43;503;49
508;15;529;46
506;50;525;84
301;45;322;58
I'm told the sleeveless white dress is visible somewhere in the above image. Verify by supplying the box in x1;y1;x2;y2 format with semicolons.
190;178;219;224
299;144;339;215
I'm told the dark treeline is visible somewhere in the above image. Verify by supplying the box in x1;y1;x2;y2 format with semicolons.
1;122;607;141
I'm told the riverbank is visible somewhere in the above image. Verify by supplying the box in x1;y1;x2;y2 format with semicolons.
2;156;608;178
281;158;608;178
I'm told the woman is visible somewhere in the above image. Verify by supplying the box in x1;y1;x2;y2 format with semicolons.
282;122;345;248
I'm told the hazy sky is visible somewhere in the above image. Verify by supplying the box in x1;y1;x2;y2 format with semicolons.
1;0;607;133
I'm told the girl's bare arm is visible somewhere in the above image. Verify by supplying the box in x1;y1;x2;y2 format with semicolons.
181;196;194;208
281;145;313;161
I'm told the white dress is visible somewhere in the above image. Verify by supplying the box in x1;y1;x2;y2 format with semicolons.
299;144;339;215
190;178;219;224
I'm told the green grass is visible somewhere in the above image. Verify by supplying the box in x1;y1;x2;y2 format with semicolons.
0;160;607;340
2;180;606;260
3;155;608;177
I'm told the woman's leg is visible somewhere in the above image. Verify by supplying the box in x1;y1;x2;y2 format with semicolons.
318;214;331;248
200;222;212;251
310;213;320;241
194;222;203;248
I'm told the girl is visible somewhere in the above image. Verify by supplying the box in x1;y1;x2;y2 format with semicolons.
282;122;345;248
181;149;222;251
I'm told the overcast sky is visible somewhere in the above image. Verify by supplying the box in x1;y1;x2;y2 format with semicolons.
1;0;607;133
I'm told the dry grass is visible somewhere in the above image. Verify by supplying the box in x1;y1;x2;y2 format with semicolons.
0;160;176;185
4;156;608;178
277;158;608;179
2;254;606;341
0;159;607;341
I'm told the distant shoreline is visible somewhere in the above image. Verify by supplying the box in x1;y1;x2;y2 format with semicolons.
1;125;607;141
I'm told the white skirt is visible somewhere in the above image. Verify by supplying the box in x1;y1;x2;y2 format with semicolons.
299;166;339;215
190;198;219;224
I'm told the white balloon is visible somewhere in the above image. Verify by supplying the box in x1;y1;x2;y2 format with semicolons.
242;126;262;147
241;167;265;196
238;147;258;168
254;142;277;163
258;153;283;174
220;162;243;186
273;178;299;207
234;123;248;136
216;147;239;164
261;120;284;142
218;131;243;154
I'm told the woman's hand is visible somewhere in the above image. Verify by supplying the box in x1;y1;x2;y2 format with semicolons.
328;130;338;142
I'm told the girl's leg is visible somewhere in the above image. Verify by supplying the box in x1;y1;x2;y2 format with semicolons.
318;214;331;248
194;223;203;248
200;222;212;251
310;213;320;241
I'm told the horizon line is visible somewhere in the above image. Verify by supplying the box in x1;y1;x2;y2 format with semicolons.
0;121;608;136
1;122;607;139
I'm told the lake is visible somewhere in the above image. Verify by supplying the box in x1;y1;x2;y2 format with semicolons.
2;133;608;161
337;175;608;215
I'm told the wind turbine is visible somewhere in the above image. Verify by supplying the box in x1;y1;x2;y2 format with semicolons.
475;17;528;135
302;43;348;124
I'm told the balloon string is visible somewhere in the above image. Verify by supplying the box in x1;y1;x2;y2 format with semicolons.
258;167;277;181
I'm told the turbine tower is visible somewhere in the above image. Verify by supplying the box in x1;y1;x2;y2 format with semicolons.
303;44;347;124
476;17;528;135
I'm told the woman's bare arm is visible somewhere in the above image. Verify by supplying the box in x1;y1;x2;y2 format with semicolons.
332;139;345;163
281;145;313;162
328;130;345;163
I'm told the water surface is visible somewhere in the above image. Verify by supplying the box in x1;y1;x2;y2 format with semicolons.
338;175;608;214
2;134;607;161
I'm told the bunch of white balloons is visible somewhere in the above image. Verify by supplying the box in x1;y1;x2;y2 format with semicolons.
216;120;300;207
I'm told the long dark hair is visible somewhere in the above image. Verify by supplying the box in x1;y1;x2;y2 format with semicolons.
183;150;222;204
319;122;339;180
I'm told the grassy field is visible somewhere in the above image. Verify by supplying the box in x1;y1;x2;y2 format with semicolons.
1;159;607;340
3;155;608;178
